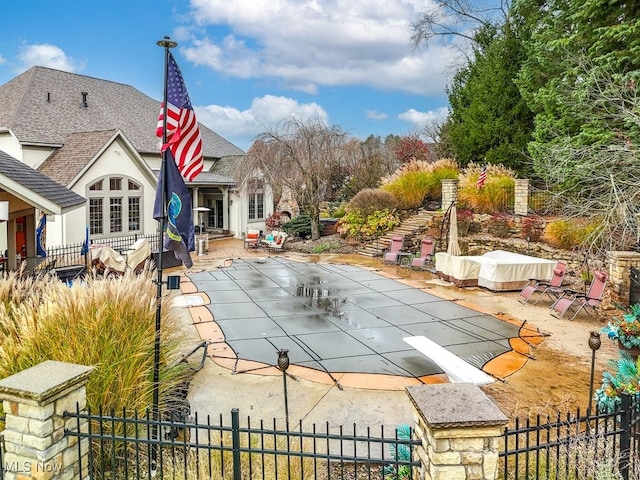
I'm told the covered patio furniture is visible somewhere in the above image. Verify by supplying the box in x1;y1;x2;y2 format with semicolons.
517;261;567;304
411;237;435;270
383;235;405;264
550;270;608;320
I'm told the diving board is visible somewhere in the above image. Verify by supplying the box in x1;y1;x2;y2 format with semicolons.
403;336;495;385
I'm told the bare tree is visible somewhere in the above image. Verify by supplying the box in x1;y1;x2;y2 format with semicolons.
238;117;348;240
339;136;399;199
411;0;510;60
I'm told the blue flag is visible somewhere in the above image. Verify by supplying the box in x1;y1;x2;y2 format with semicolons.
153;149;195;268
36;213;47;257
80;225;89;255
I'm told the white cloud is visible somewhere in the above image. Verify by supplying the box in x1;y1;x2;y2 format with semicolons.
16;43;83;73
195;94;329;149
183;0;462;96
399;107;449;130
366;110;388;120
0;55;6;66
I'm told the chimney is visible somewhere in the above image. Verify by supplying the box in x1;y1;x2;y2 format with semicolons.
81;91;88;108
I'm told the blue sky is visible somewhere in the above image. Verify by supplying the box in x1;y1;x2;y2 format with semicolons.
0;0;465;151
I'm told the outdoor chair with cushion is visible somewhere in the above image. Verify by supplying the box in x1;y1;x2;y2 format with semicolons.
244;229;260;249
517;261;567;304
383;235;405;264
266;233;289;253
411;237;435;270
550;270;608;320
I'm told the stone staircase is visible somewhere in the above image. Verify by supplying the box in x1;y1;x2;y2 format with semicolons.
357;209;445;257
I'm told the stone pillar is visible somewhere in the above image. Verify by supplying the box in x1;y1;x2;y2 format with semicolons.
406;383;508;480
0;360;93;480
441;179;459;211
514;179;529;216
607;251;640;306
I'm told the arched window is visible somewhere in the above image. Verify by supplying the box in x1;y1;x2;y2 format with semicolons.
88;177;142;236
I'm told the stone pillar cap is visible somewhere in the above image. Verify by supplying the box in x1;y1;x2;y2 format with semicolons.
0;360;93;406
406;383;507;428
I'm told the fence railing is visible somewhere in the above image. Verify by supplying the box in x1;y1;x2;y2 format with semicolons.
46;233;161;268
528;186;563;215
500;394;640;480
64;407;421;480
458;184;515;214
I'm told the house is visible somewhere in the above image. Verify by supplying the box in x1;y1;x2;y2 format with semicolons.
0;66;273;260
0;149;86;269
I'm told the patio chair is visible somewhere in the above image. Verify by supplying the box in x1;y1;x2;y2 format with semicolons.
550;270;608;320
411;237;435;270
266;233;289;254
517;261;567;304
244;229;260;249
383;235;405;264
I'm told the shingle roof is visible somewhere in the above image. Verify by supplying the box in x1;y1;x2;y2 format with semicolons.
0;66;245;158
0;149;86;210
38;130;117;185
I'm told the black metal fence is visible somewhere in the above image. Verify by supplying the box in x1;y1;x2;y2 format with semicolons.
458;184;515;214
64;407;421;480
528;186;563;215
46;233;161;268
500;394;640;480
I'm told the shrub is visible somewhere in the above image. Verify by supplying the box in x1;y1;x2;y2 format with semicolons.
458;162;516;214
337;209;400;241
486;212;513;238
265;211;283;230
0;269;189;413
380;158;459;209
310;242;342;254
456;208;475;236
543;218;603;250
281;215;312;238
346;188;398;216
521;215;545;242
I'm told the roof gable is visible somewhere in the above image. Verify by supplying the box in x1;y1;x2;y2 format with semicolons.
0;149;85;213
0;66;245;159
38;130;117;185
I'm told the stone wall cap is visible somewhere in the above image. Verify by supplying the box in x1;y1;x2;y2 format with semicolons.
608;251;640;259
406;383;507;428
0;360;93;405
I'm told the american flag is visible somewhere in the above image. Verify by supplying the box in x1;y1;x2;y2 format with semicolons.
156;52;203;182
476;164;487;189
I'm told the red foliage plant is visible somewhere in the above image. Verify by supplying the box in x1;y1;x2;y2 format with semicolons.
394;135;433;164
265;212;283;230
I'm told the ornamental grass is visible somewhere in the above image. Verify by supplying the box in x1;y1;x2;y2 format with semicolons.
381;158;458;209
458;162;516;214
0;266;190;413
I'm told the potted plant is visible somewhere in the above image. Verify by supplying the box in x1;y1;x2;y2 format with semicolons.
601;303;640;358
594;351;639;413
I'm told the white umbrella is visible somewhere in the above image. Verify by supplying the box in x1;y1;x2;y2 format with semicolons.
447;204;461;256
193;207;211;231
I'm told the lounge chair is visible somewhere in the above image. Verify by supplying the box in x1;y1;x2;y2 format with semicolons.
383;235;405;264
517;261;567;304
266;233;289;253
550;270;608;320
411;237;435;270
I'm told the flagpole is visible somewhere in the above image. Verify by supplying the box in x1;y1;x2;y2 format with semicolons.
153;35;176;471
